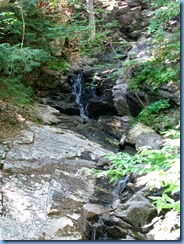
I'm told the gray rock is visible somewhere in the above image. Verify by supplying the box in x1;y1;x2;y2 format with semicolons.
126;0;141;8
14;130;34;145
1;124;110;240
136;132;164;151
48;37;65;57
112;81;130;116
126;122;156;145
32;103;61;125
82;203;108;221
115;194;157;228
0;145;6;159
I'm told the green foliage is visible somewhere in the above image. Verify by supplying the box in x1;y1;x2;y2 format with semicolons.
149;194;180;214
0;43;48;75
46;57;69;73
0;43;48;104
79;31;109;57
127;0;180;91
96;126;180;214
137;100;179;132
96;145;178;183
137;99;170;127
0;77;32;105
141;99;170;114
148;0;180;34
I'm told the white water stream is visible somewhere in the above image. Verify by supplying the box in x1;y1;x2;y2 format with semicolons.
72;72;88;119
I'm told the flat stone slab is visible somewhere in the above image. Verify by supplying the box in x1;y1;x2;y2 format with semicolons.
1;124;110;240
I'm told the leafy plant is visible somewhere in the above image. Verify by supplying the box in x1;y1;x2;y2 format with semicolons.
137;99;170;126
149;194;180;214
127;0;180;91
46;57;69;73
96;127;180;214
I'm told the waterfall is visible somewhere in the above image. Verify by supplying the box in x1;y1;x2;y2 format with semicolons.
72;72;88;119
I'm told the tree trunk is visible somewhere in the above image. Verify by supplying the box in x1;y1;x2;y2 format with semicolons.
0;0;10;7
86;0;96;40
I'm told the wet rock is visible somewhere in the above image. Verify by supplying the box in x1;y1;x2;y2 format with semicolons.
98;115;131;139
106;225;127;238
40;93;80;116
119;135;126;147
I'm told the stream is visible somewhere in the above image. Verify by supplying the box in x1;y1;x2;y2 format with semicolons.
0;72;148;241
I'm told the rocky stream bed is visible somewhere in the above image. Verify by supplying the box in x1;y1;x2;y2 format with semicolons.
0;104;179;240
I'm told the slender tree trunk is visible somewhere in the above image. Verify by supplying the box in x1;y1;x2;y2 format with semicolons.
0;0;10;7
86;0;96;40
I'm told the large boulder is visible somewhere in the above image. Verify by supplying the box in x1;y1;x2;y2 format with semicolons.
136;132;163;151
123;122;163;150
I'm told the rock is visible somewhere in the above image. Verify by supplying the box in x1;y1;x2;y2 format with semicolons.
48;37;65;57
159;82;180;106
119;135;126;147
136;132;164;150
82;204;108;221
1;123;111;240
98;115;131;139
82;65;94;77
87;97;116;119
126;92;143;117
114;194;157;228
146;211;180;240
33;103;61;125
43;93;80;116
106;225;127;238
126;122;156;145
112;81;130;116
128;35;153;61
126;0;141;8
14;130;34;145
41;69;61;89
0;145;6;159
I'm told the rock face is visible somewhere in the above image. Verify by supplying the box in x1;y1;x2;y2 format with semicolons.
1;124;110;240
111;34;180;117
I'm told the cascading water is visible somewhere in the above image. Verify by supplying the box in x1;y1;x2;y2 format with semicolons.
72;72;88;119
